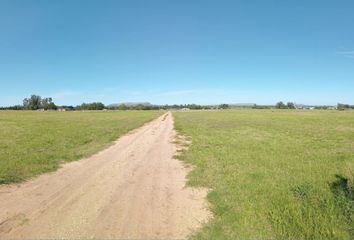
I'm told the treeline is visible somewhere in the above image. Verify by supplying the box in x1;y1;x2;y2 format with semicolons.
0;95;106;111
162;104;229;109
0;95;58;110
0;105;24;110
337;103;354;110
106;104;229;110
76;102;105;110
274;102;354;110
0;94;232;111
1;94;352;111
107;104;160;110
275;101;296;109
252;104;272;109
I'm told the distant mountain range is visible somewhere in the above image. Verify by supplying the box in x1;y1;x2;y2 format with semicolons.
107;102;153;107
229;103;256;107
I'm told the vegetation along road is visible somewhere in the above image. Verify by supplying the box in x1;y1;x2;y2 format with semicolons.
0;112;209;238
174;109;354;239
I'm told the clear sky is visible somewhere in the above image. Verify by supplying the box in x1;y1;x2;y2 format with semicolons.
0;0;353;106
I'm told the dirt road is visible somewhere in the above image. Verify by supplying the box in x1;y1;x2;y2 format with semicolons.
0;112;209;239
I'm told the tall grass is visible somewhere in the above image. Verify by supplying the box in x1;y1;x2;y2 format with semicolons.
174;110;354;239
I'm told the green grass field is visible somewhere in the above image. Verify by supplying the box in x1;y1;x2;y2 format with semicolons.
0;110;162;184
174;110;354;239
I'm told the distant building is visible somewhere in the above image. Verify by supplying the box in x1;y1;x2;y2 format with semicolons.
180;108;190;111
57;108;66;112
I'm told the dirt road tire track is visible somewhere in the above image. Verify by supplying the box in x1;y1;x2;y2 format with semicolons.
0;112;210;239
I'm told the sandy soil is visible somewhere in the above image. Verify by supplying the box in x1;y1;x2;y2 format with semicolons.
0;112;210;239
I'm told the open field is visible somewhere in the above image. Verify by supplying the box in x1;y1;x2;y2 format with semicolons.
174;109;354;239
0;110;162;184
0;112;209;238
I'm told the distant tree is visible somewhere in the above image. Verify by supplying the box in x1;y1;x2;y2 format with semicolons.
77;102;105;110
315;106;329;110
337;103;352;110
48;102;57;110
134;104;144;110
275;101;287;109
0;105;23;110
41;97;50;110
92;102;104;110
23;95;42;110
23;98;29;109
58;105;74;111
41;97;57;110
189;104;203;109
219;104;229;109
118;104;128;110
287;102;296;109
252;104;271;109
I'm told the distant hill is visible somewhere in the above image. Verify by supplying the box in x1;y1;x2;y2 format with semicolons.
107;102;153;108
229;103;256;107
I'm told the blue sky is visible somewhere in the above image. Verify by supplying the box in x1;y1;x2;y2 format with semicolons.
0;0;353;106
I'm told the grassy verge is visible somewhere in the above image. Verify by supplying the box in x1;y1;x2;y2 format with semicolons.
0;110;162;184
174;109;354;239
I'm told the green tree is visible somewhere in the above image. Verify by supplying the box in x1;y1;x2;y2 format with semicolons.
337;103;351;110
77;102;105;110
275;101;287;109
118;104;128;110
219;104;229;109
287;102;296;109
23;95;42;110
41;97;57;110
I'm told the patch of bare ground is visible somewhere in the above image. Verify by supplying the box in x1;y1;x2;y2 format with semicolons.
0;112;210;239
